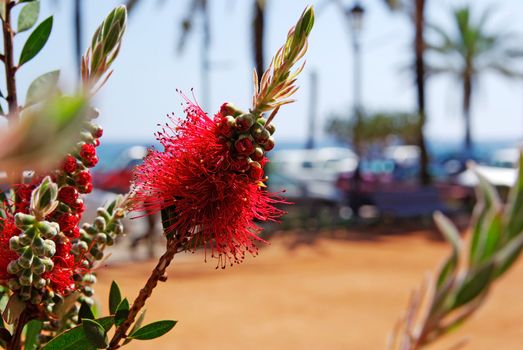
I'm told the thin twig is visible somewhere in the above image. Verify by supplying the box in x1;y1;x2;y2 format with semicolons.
108;238;180;349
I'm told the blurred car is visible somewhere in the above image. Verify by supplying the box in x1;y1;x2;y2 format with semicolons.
268;147;358;204
93;145;147;193
456;148;519;188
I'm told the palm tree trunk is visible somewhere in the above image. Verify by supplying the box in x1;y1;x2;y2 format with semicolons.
414;0;430;185
463;73;473;153
252;0;265;78
73;0;82;73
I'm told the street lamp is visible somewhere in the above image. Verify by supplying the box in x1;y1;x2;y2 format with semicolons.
347;1;365;156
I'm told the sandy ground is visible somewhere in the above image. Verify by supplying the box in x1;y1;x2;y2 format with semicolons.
94;229;523;350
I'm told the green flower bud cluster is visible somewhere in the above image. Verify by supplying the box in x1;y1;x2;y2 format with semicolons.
8;212;59;303
75;195;126;267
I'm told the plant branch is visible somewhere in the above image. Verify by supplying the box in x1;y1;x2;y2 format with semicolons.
2;0;18;123
108;237;180;349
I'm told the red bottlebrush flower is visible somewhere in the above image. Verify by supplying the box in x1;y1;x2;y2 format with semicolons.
131;100;285;268
0;218;19;280
62;155;78;173
71;199;85;214
45;241;81;294
58;186;79;206
248;162;264;181
76;171;92;187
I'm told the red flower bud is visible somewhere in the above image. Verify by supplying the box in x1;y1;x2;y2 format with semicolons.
84;155;99;168
248;162;264;180
251;147;264;161
57;212;80;232
264;136;275;151
92;125;103;138
72;199;85;214
80;183;93;194
235;114;255;132
80;144;97;159
58;186;78;206
76;171;92;187
234;137;255;155
62;155;78;173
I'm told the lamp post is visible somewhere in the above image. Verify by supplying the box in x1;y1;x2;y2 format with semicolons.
347;2;365;156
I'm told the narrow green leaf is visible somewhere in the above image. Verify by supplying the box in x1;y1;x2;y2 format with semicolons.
78;302;95;322
495;235;523;277
114;298;129;327
435;254;457;290
19;16;53;66
82;319;108;349
109;281;122;314
18;1;40;33
42;317;113;350
504;152;523;240
128;320;177;340
25;70;60;107
434;211;461;251
24;320;42;350
452;262;495;309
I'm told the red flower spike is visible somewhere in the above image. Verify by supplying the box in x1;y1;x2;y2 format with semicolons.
131;100;286;268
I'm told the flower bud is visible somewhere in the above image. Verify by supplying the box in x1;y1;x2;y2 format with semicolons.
31;258;46;275
9;236;21;252
94;217;106;231
265;123;276;135
234;136;255;156
19;286;31;300
30;176;59;219
38;222;59;239
33;278;47;289
264;136;275;151
19;269;33;286
251;124;270;144
72;241;88;255
219;102;242;117
251;147;264;161
95;233;107;244
235;114;255;132
96;208;111;221
8;278;20;290
32;237;46;256
18;248;34;269
248;162;264;181
42;258;54;272
14;213;36;229
90;247;104;260
114;223;123;236
7;261;21;275
43;240;56;257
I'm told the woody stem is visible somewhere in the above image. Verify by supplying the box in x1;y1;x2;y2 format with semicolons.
108;237;180;349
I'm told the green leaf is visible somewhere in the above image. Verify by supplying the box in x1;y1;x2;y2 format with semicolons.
78;302;95;322
109;281;122;314
495;235;523;277
24;320;43;350
114;298;129;327
42;317;114;350
18;1;40;33
19;16;53;66
433;212;461;291
82;319;108;349
123;310;146;345
25;70;60;106
128;320;177;341
504;152;523;240
452;262;495;309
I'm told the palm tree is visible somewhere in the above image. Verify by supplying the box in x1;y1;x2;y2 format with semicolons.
383;0;430;185
428;6;523;153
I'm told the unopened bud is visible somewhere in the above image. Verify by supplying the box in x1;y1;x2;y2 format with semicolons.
43;240;56;257
33;278;47;289
38;222;59;239
264;136;275;151
251;147;264;161
235;113;255;132
14;213;36;229
30;176;59;219
265;123;276;135
18;248;34;269
7;261;21;275
94;217;106;231
31;258;46;275
251;124;270;144
95;233;107;244
32;237;46;256
19;269;33;286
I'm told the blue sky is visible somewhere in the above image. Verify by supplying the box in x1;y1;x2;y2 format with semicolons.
9;0;523;145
